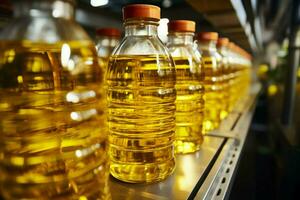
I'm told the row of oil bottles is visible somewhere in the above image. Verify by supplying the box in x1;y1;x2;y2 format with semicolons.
0;1;251;199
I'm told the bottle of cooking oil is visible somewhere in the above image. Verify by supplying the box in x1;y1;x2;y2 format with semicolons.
217;37;230;118
96;28;121;72
227;42;238;111
106;4;176;183
234;45;251;105
0;0;109;199
243;49;252;96
243;51;252;94
237;48;246;99
166;20;204;154
195;32;223;133
232;45;245;104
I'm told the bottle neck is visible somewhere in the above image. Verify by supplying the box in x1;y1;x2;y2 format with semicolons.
198;40;217;51
96;36;120;48
217;46;228;56
168;32;194;45
13;0;75;19
124;20;159;37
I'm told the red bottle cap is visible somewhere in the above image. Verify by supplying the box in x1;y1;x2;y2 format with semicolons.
123;4;160;21
168;20;196;33
228;42;235;50
96;28;121;38
197;32;218;41
217;37;229;47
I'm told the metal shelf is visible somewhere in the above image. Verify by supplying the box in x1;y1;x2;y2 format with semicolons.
109;83;261;200
196;84;260;199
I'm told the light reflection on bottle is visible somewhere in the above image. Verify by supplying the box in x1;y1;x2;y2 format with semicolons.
84;60;94;65
61;43;76;71
5;49;15;63
75;143;101;158
93;165;104;174
70;109;97;121
17;75;23;84
66;90;96;103
67;59;75;70
61;43;71;67
176;155;197;191
157;88;174;95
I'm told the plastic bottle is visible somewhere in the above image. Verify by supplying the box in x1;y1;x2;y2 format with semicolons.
195;32;223;133
96;28;121;72
106;4;176;183
0;0;109;199
167;20;204;154
227;42;239;110
217;37;230;118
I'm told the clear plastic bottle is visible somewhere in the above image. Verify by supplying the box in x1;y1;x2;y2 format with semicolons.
217;37;230;118
230;44;245;105
106;4;176;183
196;32;223;133
243;51;252;94
167;20;204;154
96;28;121;72
227;42;239;110
235;47;245;100
238;48;252;98
0;0;109;199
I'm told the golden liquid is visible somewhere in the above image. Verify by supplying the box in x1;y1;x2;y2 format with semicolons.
242;66;251;95
106;55;176;183
220;64;230;120
98;57;109;80
98;57;106;69
202;56;223;133
0;40;109;199
233;66;248;105
228;68;237;112
173;57;204;154
233;64;250;109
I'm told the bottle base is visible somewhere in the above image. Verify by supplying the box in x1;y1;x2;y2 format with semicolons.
0;176;111;200
220;110;229;120
174;140;203;154
203;120;220;134
110;159;175;183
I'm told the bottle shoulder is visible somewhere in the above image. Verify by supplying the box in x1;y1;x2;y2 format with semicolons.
170;45;201;61
112;36;172;59
0;17;91;42
199;49;224;71
96;45;115;58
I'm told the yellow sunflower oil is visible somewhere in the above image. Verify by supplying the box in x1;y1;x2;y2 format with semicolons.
217;37;231;120
167;20;204;154
106;4;176;183
196;32;223;133
107;55;176;183
0;40;109;199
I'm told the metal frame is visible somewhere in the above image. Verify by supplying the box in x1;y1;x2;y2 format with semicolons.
197;84;258;199
281;0;300;126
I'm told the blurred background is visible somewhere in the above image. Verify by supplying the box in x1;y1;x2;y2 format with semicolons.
1;0;300;199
